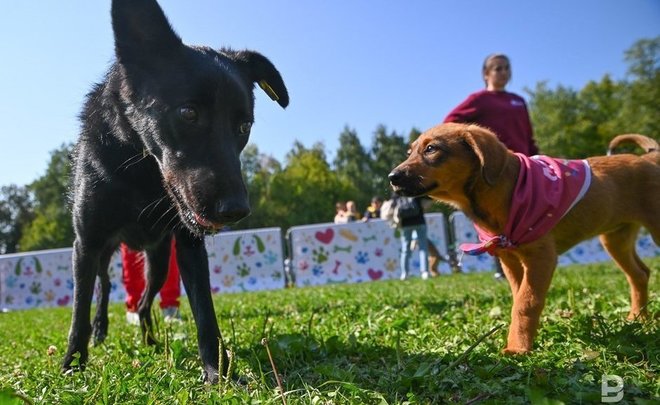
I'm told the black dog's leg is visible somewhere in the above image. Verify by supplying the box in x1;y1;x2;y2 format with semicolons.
62;239;102;371
92;245;117;345
138;237;172;345
175;231;225;383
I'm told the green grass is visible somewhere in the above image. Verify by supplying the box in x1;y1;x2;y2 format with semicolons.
1;258;658;404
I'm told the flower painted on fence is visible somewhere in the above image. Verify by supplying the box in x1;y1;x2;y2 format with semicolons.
385;258;397;272
45;290;55;302
223;275;235;288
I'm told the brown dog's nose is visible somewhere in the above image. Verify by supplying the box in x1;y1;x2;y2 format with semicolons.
388;170;403;186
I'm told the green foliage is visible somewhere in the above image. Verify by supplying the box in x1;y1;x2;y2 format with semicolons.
333;126;373;209
19;144;74;251
268;141;354;229
528;37;659;158
370;125;408;199
0;259;658;403
0;185;34;254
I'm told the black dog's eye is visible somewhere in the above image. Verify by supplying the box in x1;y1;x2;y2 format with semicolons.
238;122;252;135
178;106;198;122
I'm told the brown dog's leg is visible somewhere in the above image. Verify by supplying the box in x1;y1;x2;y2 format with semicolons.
502;241;557;354
599;224;650;319
499;253;524;294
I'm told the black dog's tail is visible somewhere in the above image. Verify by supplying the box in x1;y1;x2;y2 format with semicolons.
607;134;659;156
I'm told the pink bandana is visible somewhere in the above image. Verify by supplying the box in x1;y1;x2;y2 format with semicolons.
461;154;591;256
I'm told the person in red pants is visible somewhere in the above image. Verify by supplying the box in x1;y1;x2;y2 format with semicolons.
120;237;181;324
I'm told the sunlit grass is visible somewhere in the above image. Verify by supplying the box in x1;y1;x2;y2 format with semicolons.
1;257;658;404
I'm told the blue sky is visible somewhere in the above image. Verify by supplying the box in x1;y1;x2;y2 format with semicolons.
0;1;658;187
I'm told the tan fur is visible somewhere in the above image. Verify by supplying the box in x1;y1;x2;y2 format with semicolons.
389;122;660;354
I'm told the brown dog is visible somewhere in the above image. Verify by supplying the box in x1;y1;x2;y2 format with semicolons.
389;122;659;354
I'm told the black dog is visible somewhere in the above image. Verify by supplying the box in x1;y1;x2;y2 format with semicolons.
62;0;288;383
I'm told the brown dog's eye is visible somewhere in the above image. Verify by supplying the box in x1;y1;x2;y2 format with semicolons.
238;122;252;135
178;106;198;122
424;144;439;154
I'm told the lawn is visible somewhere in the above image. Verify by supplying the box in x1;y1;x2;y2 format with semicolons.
0;258;658;404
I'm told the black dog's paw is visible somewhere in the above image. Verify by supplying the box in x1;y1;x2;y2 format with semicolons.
92;319;108;346
61;350;87;374
202;366;220;384
140;324;159;346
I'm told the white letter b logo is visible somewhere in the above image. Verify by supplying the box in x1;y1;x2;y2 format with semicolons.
601;374;623;403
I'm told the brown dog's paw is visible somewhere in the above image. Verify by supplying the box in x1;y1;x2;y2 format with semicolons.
502;347;531;355
626;310;650;322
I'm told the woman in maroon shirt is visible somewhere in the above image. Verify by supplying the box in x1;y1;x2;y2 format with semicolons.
444;53;539;156
444;53;539;281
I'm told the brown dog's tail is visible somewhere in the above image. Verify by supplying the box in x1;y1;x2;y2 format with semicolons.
607;134;659;156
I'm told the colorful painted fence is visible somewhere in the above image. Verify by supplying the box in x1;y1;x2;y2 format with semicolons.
288;214;449;286
1;215;657;311
0;228;285;311
205;228;285;294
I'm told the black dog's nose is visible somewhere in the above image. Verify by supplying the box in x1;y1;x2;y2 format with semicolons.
216;200;250;224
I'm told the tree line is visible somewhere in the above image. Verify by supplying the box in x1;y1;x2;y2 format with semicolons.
1;37;657;254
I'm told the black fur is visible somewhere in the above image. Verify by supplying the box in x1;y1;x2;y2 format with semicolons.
62;0;288;383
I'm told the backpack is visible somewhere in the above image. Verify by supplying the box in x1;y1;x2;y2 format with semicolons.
393;197;421;224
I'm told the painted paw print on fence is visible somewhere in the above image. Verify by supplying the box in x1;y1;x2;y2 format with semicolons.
29;282;42;295
312;246;329;264
264;251;278;265
312;265;324;276
355;251;369;264
236;263;250;277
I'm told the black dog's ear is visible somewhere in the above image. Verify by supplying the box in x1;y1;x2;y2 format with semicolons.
230;51;289;109
111;0;183;68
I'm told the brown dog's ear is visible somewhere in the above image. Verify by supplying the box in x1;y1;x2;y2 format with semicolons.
462;125;509;186
230;51;289;109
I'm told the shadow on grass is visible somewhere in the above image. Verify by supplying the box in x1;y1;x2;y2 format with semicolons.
239;330;532;403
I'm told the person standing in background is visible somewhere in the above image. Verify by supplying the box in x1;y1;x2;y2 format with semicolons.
444;53;539;280
121;237;181;324
444;53;538;156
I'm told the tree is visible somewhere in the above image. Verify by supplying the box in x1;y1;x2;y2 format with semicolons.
237;143;283;230
0;185;34;254
333;126;373;208
527;37;660;158
619;36;660;137
268;141;353;229
19;144;74;251
369;125;408;198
